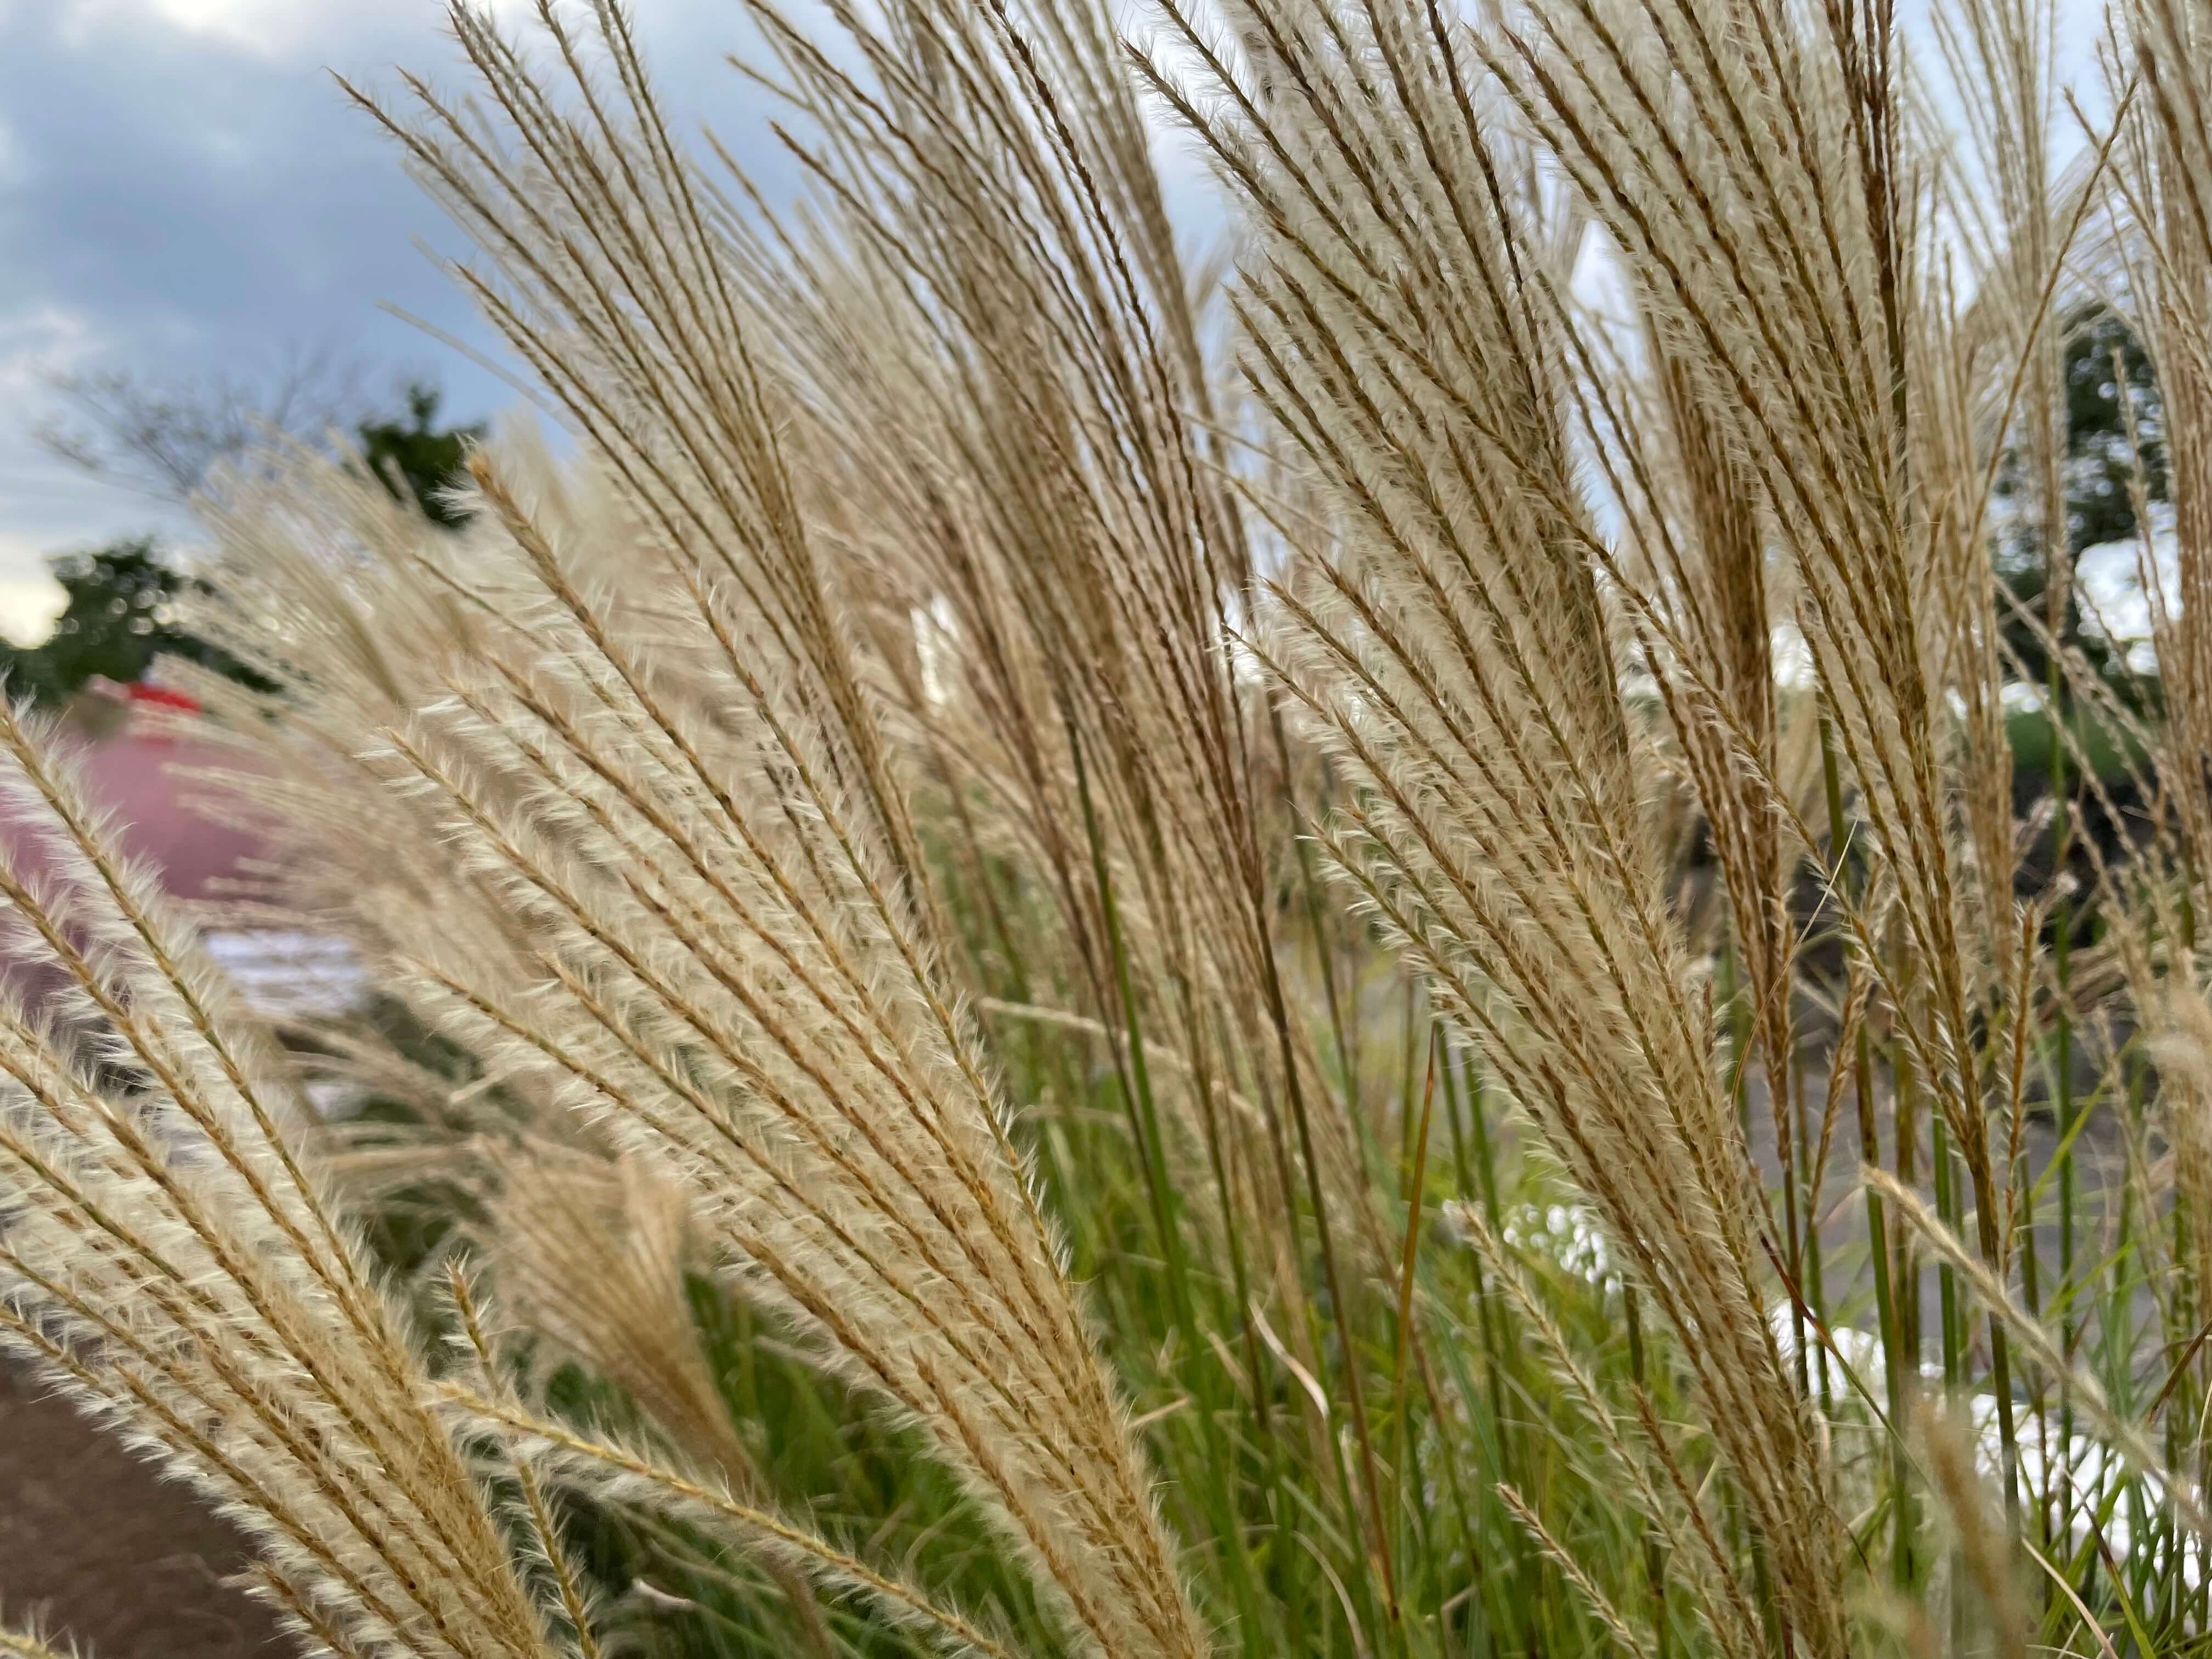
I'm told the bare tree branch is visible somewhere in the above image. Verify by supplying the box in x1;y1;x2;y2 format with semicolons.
31;343;375;503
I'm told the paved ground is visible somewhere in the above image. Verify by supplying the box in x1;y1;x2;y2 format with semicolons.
0;1365;283;1656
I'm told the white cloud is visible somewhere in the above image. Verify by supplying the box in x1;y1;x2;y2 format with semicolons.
57;0;373;58
0;304;101;396
0;572;67;645
0;525;71;636
53;0;545;59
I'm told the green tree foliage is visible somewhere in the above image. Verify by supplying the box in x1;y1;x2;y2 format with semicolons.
0;539;272;707
5;378;482;708
1995;303;2166;701
2063;304;2168;552
356;383;484;527
38;357;484;523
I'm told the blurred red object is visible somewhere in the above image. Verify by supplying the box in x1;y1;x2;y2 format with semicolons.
123;681;201;713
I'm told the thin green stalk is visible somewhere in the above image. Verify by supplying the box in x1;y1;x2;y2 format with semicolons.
1794;1058;1835;1420
1066;720;1265;1654
1271;705;1355;1091
1389;1034;1438;1532
1624;1288;1667;1659
1893;1008;1923;1387
2049;656;2080;1558
1404;1237;1489;1659
2016;1109;2055;1570
1447;1045;1527;1658
1381;1001;1436;1633
1717;939;1748;1142
1932;1109;1968;1655
1398;984;1425;1202
1821;714;1914;1589
2098;1046;2145;1626
1932;1113;1963;1389
1254;719;1395;1635
1253;935;1401;1635
1206;1016;1307;1659
1444;1039;1476;1209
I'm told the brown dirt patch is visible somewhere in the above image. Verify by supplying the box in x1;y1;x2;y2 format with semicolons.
0;1363;285;1657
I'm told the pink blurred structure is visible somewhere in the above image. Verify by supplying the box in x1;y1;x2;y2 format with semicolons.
0;684;369;1022
4;680;266;902
75;698;268;903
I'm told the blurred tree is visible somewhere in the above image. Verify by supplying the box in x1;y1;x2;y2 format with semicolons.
2063;304;2167;552
34;346;370;503
355;383;484;527
0;539;273;707
38;352;483;528
15;364;484;705
1994;302;2167;702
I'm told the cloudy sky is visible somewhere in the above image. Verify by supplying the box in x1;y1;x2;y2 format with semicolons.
0;0;2116;645
0;0;775;639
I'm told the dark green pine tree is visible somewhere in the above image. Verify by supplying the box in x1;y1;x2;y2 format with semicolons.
2;381;484;707
1994;303;2167;702
0;538;274;706
355;383;485;527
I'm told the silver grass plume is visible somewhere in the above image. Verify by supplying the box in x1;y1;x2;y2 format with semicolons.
703;0;1398;1541
1135;1;1849;1647
0;703;571;1659
0;1614;78;1659
474;1143;837;1657
342;8;1210;1654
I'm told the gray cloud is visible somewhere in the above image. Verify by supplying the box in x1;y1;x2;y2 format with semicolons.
0;0;773;625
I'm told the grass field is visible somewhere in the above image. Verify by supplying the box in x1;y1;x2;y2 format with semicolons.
5;0;2212;1655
